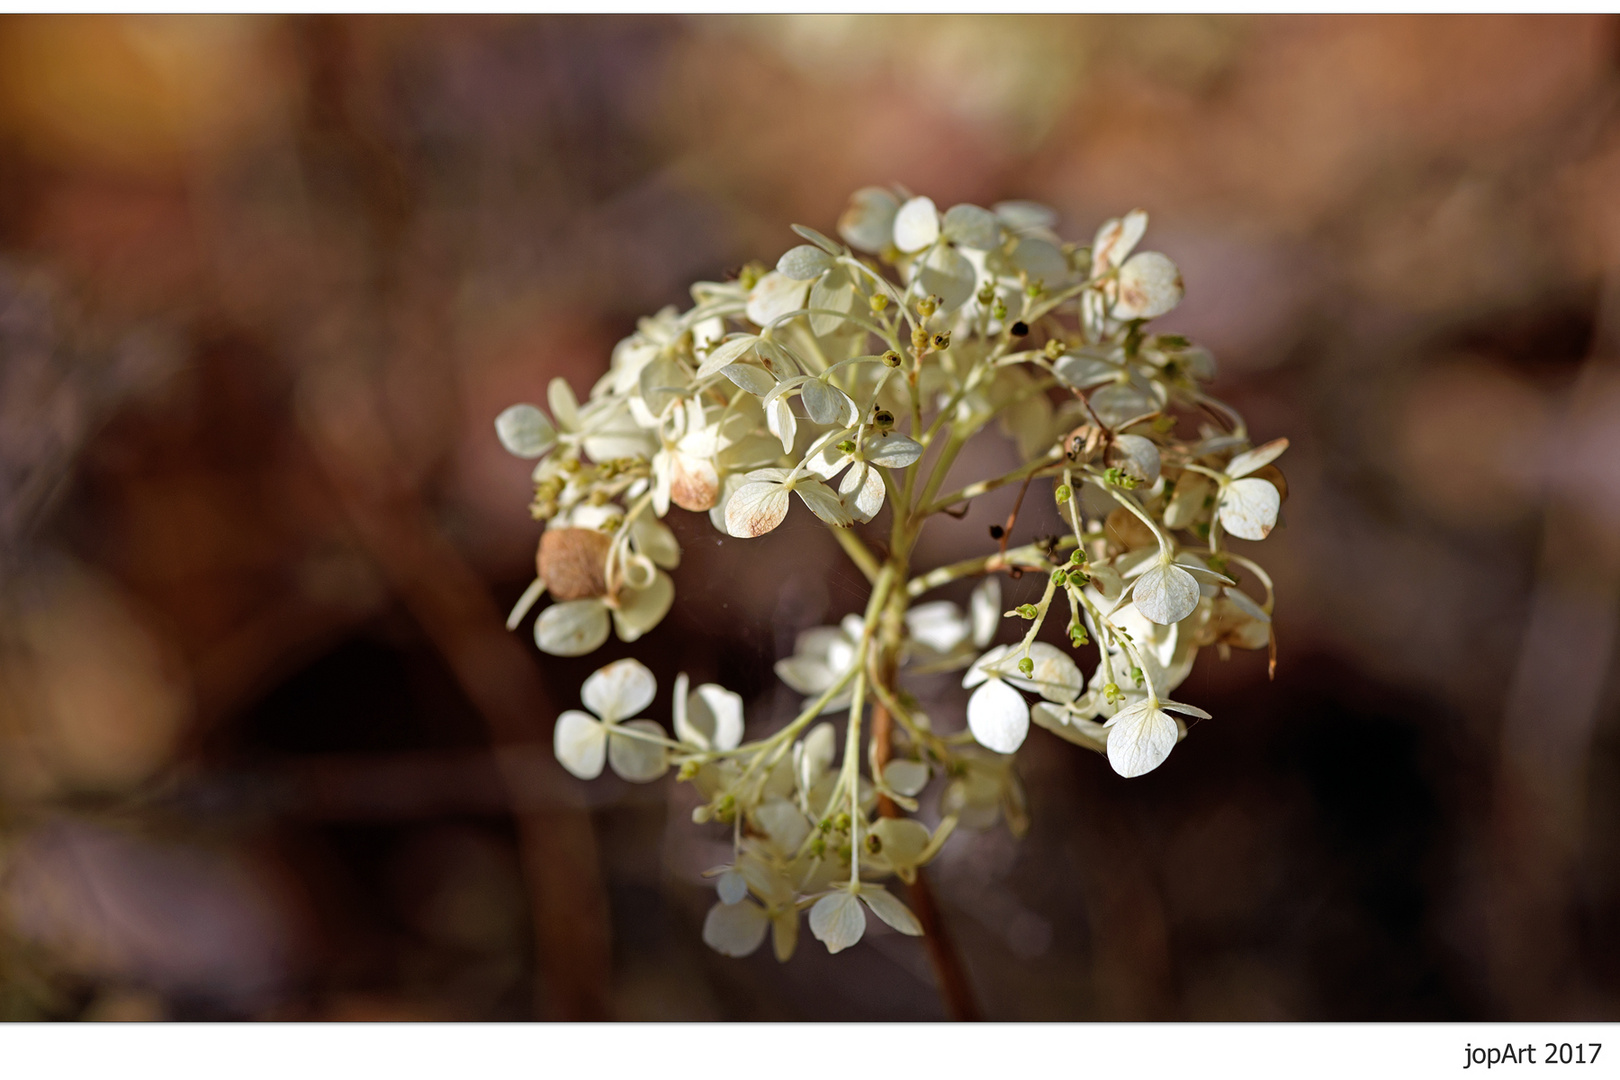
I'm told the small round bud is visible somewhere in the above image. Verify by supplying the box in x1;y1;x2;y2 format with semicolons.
912;327;930;352
1016;603;1038;619
976;283;996;304
1069;549;1085;567
1052;569;1068;587
1131;666;1145;686
932;331;952;350
836;439;857;454
1103;682;1123;704
1025;280;1044;298
869;293;890;312
993;301;1008;321
881;349;902;368
677;760;699;781
917;296;938;318
834;812;852;833
1044;339;1066;360
1018;657;1035;676
1054;483;1072;504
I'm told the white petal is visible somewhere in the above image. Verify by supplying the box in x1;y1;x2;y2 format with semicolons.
1226;437;1289;479
892;196;940;253
553;710;607;780
630;514;681;570
581;657;657;723
809;891;867;954
777;244;834;281
918;244;976;311
725;482;791;538
970;577;1001;648
494;404;556;458
1108;434;1161;485
1162;472;1212;530
864;432;924;468
941;203;1001;250
721;361;777;397
792;223;843;255
1106;701;1178;778
1218;478;1281;541
1091;209;1147;275
884;759;930;797
1031;702;1109;752
839;462;886;523
798;722;837;792
1015;642;1084;703
746;271;810;328
860;887;923;935
1132;562;1201;625
801;378;849;426
681;683;745;752
702;899;769;957
1010;236;1068;283
695;335;759;379
547;377;580;431
809;268;860;339
1113;252;1183;320
967;679;1030;754
795;480;853;527
905;600;969;654
963;643;1012;689
717;869;750;905
765;396;797;455
607;719;669;782
772;909;799;962
838;187;899;253
994;200;1058;233
754;798;812;854
611;570;675;642
535;599;610;657
872;817;932;865
774;656;834;695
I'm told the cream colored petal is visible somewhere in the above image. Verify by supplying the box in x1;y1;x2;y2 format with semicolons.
1218;477;1281;541
608;719;669;782
772;908;800;963
970;577;1001;649
680;682;745;752
1226;437;1289;479
611;570;675;642
495;404;556;458
905;601;969;655
630;515;681;570
797;721;837;793
777;244;834;281
919;244;976;311
724;482;791;538
795;480;853;527
1132;562;1201;625
860;887;923;936
535;599;610;657
1031;702;1109;753
1091;209;1147;276
1109;434;1162;485
809;891;867;954
1105;700;1178;778
695;335;759;380
553;709;607;780
864;432;924;468
883;759;931;798
581;657;656;723
1013;642;1084;703
1162;472;1212;530
775;656;834;695
839;187;899;253
746;271;810;328
547;377;580;430
994;200;1057;233
839;462;886;523
967;679;1029;754
716;868;749;905
1113;252;1183;320
941;203;1001;250
872;817;931;865
702;899;769;957
753;797;811;855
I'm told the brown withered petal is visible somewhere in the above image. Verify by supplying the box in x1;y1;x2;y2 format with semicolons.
537;528;613;600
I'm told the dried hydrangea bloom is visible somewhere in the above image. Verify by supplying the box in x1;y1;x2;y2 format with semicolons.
495;188;1287;963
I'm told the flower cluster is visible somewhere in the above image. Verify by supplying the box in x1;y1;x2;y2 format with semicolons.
497;188;1286;959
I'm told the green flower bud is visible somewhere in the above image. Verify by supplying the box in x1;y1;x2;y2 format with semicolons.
869;293;890;312
992;300;1008;320
1016;603;1038;619
1131;666;1144;686
1018;656;1035;676
917;296;938;318
1054;483;1072;504
881;349;902;368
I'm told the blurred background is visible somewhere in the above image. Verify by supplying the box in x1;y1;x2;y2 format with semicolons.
0;13;1618;1021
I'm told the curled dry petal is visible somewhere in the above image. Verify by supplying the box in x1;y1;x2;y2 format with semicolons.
1091;209;1148;276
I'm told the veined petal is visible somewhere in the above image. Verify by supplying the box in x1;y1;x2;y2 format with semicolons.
941;203;1001;250
777;244;834;281
608;719;669;782
801;378;851;426
1132;561;1201;625
809;891;867;954
495;404;556;458
919;244;976;312
746;271;810;328
795;480;853;527
669;451;719;512
1163;472;1212;530
702;899;769;957
967;678;1030;754
1013;642;1084;703
582;658;656;723
860;887;924;935
725;482;791;538
839;462;886;523
681;682;745;752
1109;434;1162;485
839;187;899;253
554;710;607;780
864;432;924;468
906;600;970;654
535;599;610;657
722;361;777;397
1105;699;1178;778
695;335;759;379
1218;477;1281;540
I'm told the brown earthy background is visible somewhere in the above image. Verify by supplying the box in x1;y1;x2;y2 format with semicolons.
1;14;1618;1020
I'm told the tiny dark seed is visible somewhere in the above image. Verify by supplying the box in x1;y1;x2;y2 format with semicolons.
989;524;1005;540
1010;321;1029;336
